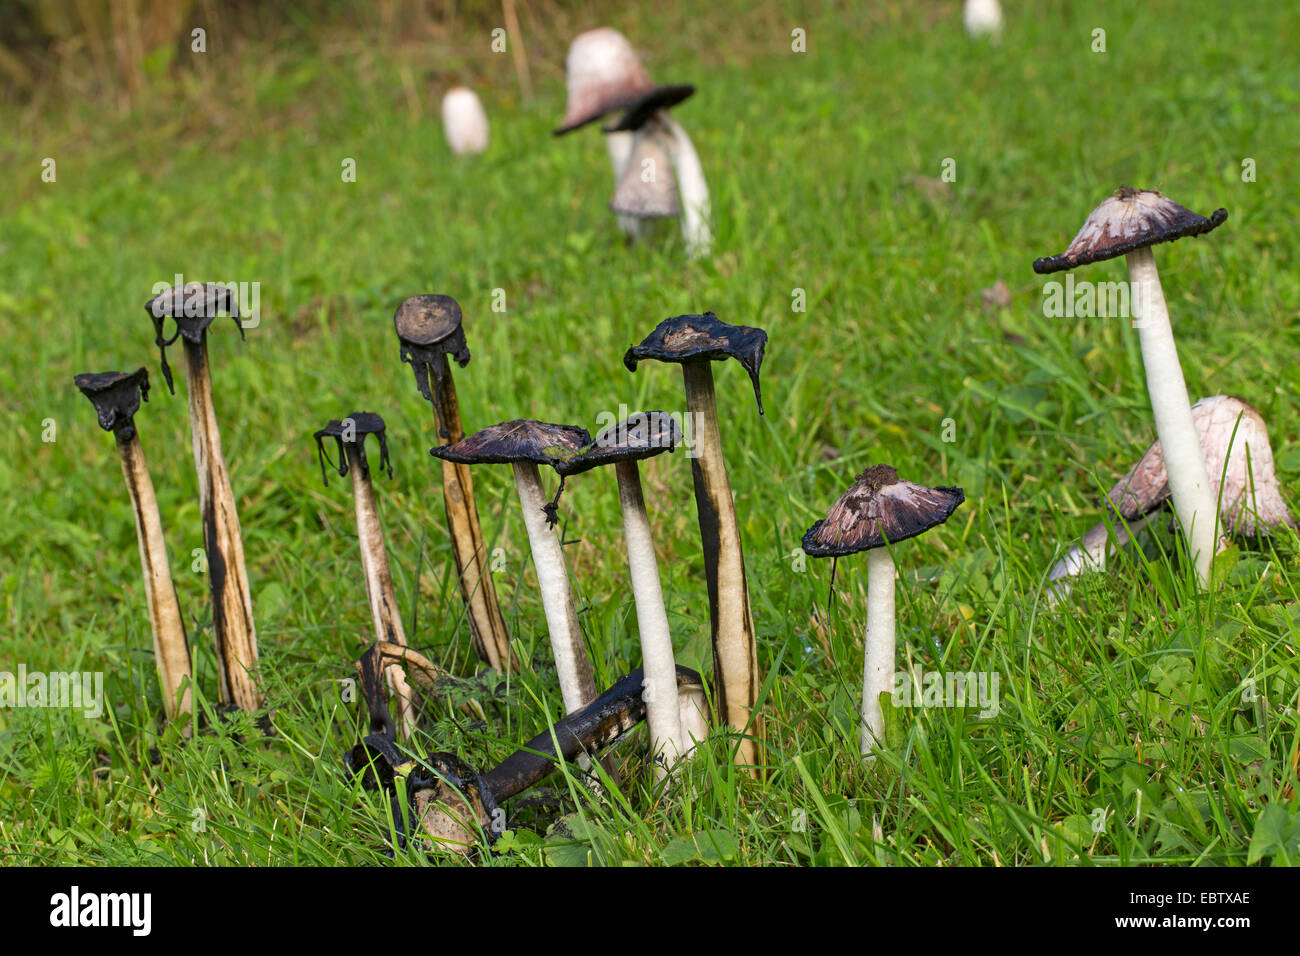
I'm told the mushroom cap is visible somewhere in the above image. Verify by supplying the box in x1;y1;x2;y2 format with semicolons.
144;281;242;341
801;464;966;557
610;124;680;218
555;410;682;476
74;367;150;437
1033;187;1227;274
554;28;685;135
623;312;768;415
602;84;695;133
430;419;593;466
1105;395;1295;536
313;411;393;484
393;294;469;360
441;86;489;156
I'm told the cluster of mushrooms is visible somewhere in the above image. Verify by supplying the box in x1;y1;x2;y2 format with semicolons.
73;25;1296;858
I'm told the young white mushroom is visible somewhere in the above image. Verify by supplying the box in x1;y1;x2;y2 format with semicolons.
1034;188;1228;587
431;420;598;714
802;465;965;756
963;0;1004;40
75;368;193;732
1048;395;1295;601
441;87;489;156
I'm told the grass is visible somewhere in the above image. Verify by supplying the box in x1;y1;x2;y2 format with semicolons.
1;0;1299;866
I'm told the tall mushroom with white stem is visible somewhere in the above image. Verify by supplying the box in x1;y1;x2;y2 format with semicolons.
624;312;766;773
430;420;598;714
75;368;193;732
394;295;514;673
1034;187;1228;587
313;412;418;739
1047;395;1295;602
802;465;965;756
604;86;712;258
554;27;705;251
441;87;489;156
554;411;693;775
145;282;260;712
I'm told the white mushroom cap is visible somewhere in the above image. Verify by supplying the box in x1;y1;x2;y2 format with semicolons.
442;87;489;156
964;0;1003;38
558;27;655;133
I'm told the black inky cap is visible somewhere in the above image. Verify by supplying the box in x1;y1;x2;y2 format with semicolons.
74;367;150;441
602;84;696;133
430;419;593;466
623;312;768;415
1033;187;1227;275
556;410;682;477
144;282;245;395
801;464;965;558
394;294;472;425
313;411;393;486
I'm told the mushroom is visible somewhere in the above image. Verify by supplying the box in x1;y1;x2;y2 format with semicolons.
555;411;690;774
1048;395;1296;600
624;312;766;771
347;664;706;854
74;368;193;731
802;465;965;756
145;282;260;711
604;85;713;258
1034;187;1228;586
430;420;597;714
963;0;1004;39
394;295;514;673
555;27;709;255
313;412;419;739
441;86;489;156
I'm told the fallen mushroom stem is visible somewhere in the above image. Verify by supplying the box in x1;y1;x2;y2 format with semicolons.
1045;514;1150;605
614;458;686;773
513;461;597;713
1126;246;1220;585
681;362;761;770
182;336;261;711
862;547;895;755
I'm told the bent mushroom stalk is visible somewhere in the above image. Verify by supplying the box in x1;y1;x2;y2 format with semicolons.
1034;187;1228;587
1047;395;1296;601
314;412;418;739
347;664;706;854
555;411;691;774
624;312;767;772
74;368;193;730
802;465;965;756
430;420;597;714
146;282;260;711
395;295;514;673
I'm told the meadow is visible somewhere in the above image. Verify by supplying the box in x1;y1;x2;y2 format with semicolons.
1;0;1298;866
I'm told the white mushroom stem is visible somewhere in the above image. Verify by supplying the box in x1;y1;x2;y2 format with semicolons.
605;131;645;239
677;682;710;756
117;430;193;732
1045;514;1150;605
1126;246;1220;586
345;444;418;740
614;459;685;776
681;363;761;772
182;339;261;711
658;112;712;258
861;547;896;757
512;461;597;713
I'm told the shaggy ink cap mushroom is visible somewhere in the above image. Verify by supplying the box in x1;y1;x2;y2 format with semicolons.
431;419;592;467
1033;187;1227;274
313;412;393;486
556;410;682;476
554;28;684;135
623;312;767;414
801;465;967;557
144;282;244;394
74;368;151;441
